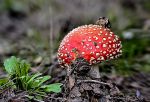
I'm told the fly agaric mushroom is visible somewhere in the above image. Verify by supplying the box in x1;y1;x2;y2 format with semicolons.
57;17;122;78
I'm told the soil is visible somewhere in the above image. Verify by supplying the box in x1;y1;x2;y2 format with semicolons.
0;56;149;102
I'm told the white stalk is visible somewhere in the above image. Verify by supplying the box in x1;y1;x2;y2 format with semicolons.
89;65;101;79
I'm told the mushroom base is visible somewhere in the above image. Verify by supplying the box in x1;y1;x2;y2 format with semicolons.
64;58;120;102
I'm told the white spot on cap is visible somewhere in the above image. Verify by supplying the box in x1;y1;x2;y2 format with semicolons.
96;53;100;56
61;46;64;49
97;58;101;60
100;56;104;60
110;32;113;34
98;33;102;36
86;44;89;46
96;46;100;49
95;37;98;40
113;39;116;42
103;51;106;54
89;32;93;34
119;50;122;53
103;38;106;41
109;45;111;48
115;35;119;40
102;44;107;48
113;51;116;54
109;41;112;43
82;39;86;42
113;44;116;48
110;56;114;59
82;52;85;54
90;52;94;54
107;28;110;31
108;37;111;39
90;57;95;61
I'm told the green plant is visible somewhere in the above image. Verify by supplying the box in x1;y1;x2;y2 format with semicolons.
0;56;62;100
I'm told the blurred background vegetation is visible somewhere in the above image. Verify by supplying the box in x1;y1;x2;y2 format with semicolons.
0;0;150;77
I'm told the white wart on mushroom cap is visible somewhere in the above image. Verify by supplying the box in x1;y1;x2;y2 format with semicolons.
57;24;122;66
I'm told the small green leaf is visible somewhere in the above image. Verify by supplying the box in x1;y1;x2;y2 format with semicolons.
35;95;43;101
0;78;9;86
4;56;18;75
3;56;30;76
41;83;62;93
27;73;42;84
37;76;51;87
19;60;30;76
26;95;34;100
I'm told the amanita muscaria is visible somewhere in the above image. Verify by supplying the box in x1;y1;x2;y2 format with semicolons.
57;17;122;78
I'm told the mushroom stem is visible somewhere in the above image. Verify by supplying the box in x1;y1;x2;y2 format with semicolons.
66;66;75;90
89;65;101;79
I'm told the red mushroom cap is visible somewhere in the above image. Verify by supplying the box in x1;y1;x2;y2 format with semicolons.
57;24;122;66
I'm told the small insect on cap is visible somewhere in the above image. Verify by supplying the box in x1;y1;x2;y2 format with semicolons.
57;17;122;66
